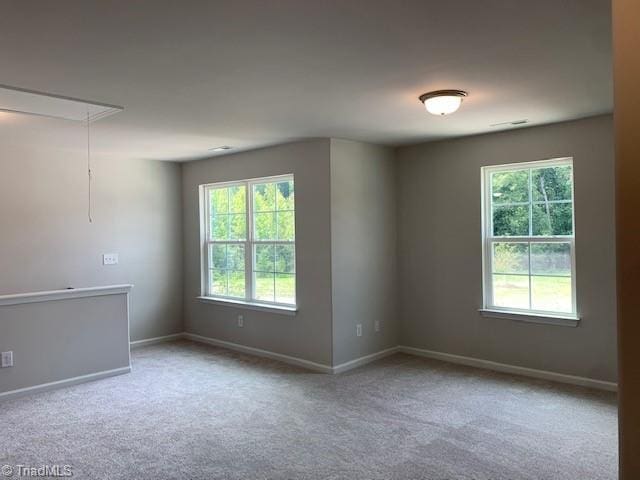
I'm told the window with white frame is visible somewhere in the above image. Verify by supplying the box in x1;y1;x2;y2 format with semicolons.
482;158;576;317
201;175;296;307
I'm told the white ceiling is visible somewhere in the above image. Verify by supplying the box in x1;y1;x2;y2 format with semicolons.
0;0;612;162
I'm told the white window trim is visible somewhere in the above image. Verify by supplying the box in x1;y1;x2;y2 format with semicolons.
199;174;297;312
196;296;297;315
480;157;580;326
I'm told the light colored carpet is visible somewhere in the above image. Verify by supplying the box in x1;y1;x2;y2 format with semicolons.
1;340;617;480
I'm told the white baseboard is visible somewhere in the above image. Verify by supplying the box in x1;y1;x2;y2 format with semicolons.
130;332;617;391
332;347;399;374
184;333;399;374
183;333;334;373
2;337;613;403
0;366;131;402
130;333;185;349
398;345;617;392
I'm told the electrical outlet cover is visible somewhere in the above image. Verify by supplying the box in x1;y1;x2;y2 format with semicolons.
103;253;119;265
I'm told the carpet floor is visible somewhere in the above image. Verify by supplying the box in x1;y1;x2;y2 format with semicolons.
1;340;617;480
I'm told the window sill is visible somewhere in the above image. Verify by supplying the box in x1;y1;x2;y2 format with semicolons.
478;309;580;327
197;296;298;316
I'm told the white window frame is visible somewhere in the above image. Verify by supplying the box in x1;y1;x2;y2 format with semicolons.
198;174;297;313
480;157;579;325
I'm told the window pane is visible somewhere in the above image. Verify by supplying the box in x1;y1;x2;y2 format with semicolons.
255;244;275;272
492;274;529;309
532;203;573;236
492;243;529;275
277;211;295;241
209;244;226;270
208;244;245;299
228;185;246;213
210;214;229;240
492;205;529;236
491;170;529;204
253;183;276;212
276;245;295;273
210;188;229;214
254;212;276;240
210;270;227;296
531;276;572;313
531;243;571;276
532;166;572;202
226;244;245;271
255;272;275;302
275;273;295;304
228;214;246;240
276;181;295;211
228;271;245;298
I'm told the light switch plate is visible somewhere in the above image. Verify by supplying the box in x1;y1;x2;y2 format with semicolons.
103;253;119;265
1;351;13;368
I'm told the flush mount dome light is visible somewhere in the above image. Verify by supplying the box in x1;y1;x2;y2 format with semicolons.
419;90;468;116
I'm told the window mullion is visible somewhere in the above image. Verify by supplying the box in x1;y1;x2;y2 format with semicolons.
246;181;253;303
224;247;230;297
489;170;494;238
272;242;277;303
487;237;493;307
204;187;211;296
571;237;577;316
528;241;532;310
487;236;573;243
485;170;493;309
527;166;533;310
204;243;210;297
528;168;533;237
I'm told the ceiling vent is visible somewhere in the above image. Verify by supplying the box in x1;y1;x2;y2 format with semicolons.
490;119;529;127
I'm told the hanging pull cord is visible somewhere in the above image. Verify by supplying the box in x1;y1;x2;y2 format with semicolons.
87;112;93;223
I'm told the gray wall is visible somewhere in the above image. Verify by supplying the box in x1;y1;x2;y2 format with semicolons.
181;140;334;365
2;117;613;380
0;293;130;394
396;115;617;382
0;144;183;341
330;139;397;365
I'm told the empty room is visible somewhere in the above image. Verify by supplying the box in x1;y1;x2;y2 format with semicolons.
1;1;639;479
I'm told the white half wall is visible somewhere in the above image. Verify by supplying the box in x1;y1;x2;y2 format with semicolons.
0;286;132;397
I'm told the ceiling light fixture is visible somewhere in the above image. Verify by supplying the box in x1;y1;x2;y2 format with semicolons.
210;146;232;152
419;90;468;116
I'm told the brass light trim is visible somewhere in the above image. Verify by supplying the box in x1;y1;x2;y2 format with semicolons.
418;89;468;103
